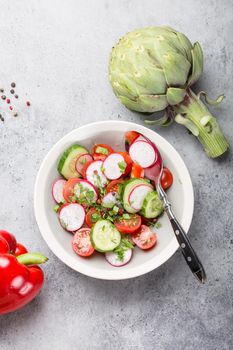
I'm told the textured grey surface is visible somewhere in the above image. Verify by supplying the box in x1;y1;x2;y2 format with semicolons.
0;0;232;349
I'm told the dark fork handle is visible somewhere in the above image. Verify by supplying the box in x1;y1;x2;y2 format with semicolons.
157;184;206;283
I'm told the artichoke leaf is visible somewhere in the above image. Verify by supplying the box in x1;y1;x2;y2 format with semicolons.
197;91;225;106
118;95;146;113
163;51;191;86
145;108;174;126
188;42;203;86
175;114;199;136
176;32;193;62
137;94;168;112
166;87;186;105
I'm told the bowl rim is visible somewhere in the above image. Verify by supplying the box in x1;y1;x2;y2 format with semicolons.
34;120;194;280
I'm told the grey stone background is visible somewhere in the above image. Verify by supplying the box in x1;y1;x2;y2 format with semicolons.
0;0;232;349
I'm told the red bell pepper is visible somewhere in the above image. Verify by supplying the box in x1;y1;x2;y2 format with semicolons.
0;230;48;315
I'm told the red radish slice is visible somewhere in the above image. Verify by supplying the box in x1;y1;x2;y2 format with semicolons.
129;184;153;211
85;160;108;188
73;180;98;201
52;179;66;203
76;154;93;176
129;140;157;168
134;135;148;143
144;163;161;183
105;249;132;267
59;203;85;232
103;153;126;180
102;192;118;208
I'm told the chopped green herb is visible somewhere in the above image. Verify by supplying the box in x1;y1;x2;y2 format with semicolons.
100;166;106;173
70;195;77;202
96;146;109;155
118;161;127;174
91;213;100;223
113;237;135;262
112;205;119;215
122;213;130;220
121;237;134;249
53;204;60;212
102;225;106;231
106;215;114;222
116;250;124;262
103;211;108;219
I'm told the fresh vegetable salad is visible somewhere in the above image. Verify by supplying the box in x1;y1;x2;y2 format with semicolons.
52;131;173;267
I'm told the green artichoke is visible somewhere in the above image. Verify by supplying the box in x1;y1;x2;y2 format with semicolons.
109;26;229;158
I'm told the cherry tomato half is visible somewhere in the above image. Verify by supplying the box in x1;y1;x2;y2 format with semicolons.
132;225;157;250
114;214;142;234
63;178;81;203
72;228;94;257
15;243;28;256
131;163;144;178
92;144;114;161
106;179;124;194
85;207;101;228
161;167;173;190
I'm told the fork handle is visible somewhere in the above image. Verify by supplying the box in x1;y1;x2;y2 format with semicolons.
161;195;206;283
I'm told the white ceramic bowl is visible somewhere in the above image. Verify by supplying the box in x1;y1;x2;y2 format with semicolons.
34;121;194;280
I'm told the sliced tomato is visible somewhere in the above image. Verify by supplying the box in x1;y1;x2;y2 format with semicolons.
63;178;81;202
131;163;144;178
118;152;132;176
114;214;141;234
85;207;101;228
161;167;173;190
15;243;28;256
106;179;124;194
132;225;157;250
92;143;114;161
125;131;140;145
72;228;94;257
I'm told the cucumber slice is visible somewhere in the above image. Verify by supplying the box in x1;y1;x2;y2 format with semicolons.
140;191;164;218
91;220;121;252
58;144;88;179
122;178;153;214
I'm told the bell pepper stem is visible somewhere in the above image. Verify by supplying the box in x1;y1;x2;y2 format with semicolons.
173;89;229;158
17;253;48;265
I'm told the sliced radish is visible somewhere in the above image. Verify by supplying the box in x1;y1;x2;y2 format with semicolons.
103;153;126;180
59;203;85;232
144;163;162;183
52;179;66;203
105;249;132;267
85;160;108;188
129;184;153;211
134;135;148;143
102;192;118;208
73;180;98;201
129;140;157;168
76;154;93;176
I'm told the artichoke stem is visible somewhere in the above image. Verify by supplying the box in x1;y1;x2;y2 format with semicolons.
173;89;229;158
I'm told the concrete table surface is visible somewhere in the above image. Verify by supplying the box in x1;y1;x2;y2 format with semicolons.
0;1;232;349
